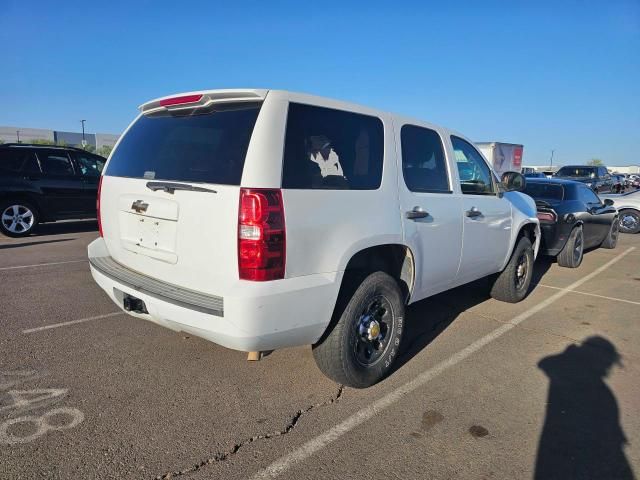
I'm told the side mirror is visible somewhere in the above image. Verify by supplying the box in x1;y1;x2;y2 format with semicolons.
501;171;526;192
603;198;614;206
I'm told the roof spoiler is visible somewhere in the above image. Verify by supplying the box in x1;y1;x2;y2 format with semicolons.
138;90;266;114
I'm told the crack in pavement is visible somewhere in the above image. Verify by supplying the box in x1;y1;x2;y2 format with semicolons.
154;384;344;479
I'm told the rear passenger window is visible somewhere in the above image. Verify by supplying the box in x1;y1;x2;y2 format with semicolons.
39;152;75;176
401;125;450;193
0;150;39;174
282;103;384;190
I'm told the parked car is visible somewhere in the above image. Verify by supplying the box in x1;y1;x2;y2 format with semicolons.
524;171;546;179
0;144;106;237
523;178;619;268
599;190;640;234
88;89;540;388
610;174;626;193
553;165;613;193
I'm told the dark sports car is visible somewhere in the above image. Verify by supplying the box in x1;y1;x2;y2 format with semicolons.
523;178;619;268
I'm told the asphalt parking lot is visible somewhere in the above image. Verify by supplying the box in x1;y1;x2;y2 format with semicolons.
1;222;639;480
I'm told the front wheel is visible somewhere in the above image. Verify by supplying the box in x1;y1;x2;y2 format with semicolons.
0;201;39;237
618;209;640;234
312;271;405;388
489;236;534;303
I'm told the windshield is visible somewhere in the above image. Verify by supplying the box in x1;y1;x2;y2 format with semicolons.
524;182;564;201
555;167;596;178
106;102;262;185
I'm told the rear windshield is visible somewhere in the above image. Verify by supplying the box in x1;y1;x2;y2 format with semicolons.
555;167;595;177
524;182;564;201
105;103;261;185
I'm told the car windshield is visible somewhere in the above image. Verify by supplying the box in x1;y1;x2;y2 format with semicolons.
524;182;564;201
555;167;596;177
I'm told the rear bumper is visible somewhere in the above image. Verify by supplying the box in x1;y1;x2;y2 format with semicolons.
539;222;571;257
88;238;339;352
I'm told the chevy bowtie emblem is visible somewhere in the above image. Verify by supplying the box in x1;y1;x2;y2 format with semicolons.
131;200;149;213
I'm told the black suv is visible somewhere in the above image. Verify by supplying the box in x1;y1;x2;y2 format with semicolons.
553;165;613;193
0;144;106;237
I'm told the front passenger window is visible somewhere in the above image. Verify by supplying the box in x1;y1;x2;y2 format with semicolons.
451;136;495;195
76;154;105;177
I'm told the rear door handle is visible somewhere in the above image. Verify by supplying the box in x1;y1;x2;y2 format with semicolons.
406;206;429;220
466;207;482;218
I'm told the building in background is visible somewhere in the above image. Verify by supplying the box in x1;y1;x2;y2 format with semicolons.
608;165;640;174
0;126;55;144
0;126;120;154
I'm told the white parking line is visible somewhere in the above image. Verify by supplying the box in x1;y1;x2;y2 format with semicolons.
22;312;123;334
249;246;635;480
537;284;640;306
0;260;87;271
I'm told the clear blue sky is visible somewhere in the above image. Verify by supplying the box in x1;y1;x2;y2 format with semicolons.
1;0;638;166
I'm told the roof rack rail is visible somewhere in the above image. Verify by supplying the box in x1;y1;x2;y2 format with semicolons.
0;143;91;152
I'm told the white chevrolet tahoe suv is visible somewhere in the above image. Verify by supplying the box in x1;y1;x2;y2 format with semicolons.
89;89;540;388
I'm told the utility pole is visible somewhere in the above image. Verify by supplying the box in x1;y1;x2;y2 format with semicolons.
80;119;87;147
549;149;555;169
16;130;20;143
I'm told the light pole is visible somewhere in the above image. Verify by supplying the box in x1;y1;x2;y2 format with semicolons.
549;149;555;169
80;119;86;147
16;130;20;143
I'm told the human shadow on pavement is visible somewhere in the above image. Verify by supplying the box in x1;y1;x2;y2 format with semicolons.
534;336;635;480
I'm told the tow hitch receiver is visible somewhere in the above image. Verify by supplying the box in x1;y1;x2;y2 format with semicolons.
123;294;148;314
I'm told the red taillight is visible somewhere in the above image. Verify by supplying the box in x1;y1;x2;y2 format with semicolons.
537;211;556;223
159;94;203;107
97;175;103;237
238;188;285;281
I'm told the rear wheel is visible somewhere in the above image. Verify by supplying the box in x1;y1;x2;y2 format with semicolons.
601;218;619;249
557;225;584;268
312;271;405;388
489;236;534;303
618;209;640;234
0;201;39;238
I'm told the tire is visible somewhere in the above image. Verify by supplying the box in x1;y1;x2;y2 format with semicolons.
618;209;640;234
0;201;39;238
489;236;534;303
557;225;584;268
312;271;405;388
600;218;619;249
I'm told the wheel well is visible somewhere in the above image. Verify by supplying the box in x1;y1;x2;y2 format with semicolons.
315;244;414;347
517;223;537;244
0;194;44;221
341;244;414;302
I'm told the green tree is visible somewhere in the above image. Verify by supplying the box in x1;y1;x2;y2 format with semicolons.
587;158;604;166
75;143;96;153
29;138;57;145
96;145;113;157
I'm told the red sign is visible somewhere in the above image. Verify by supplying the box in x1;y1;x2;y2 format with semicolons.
513;147;523;168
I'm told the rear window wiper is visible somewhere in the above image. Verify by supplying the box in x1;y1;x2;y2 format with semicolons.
146;181;217;194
